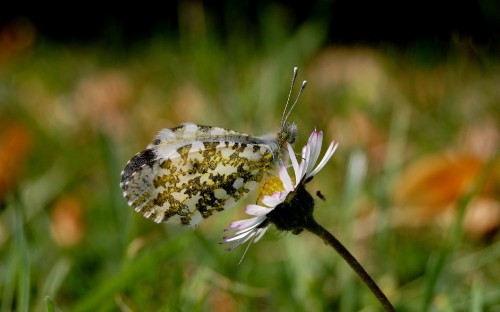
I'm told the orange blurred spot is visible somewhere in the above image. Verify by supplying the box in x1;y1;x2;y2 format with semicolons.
0;18;36;64
50;196;84;246
463;198;500;239
394;153;482;210
393;152;500;236
74;70;132;138
171;83;205;122
0;123;33;201
208;289;237;312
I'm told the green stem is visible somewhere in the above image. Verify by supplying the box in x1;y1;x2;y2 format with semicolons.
305;218;396;312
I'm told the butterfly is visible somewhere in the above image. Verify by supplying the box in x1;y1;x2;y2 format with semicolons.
120;67;307;226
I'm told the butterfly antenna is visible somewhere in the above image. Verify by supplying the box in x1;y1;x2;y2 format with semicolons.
282;80;307;128
281;67;299;131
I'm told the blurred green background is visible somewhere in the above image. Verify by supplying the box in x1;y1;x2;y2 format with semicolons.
1;1;499;311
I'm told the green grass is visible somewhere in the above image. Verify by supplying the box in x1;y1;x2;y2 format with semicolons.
0;14;499;312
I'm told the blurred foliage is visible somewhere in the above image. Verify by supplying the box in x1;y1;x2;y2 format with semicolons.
0;5;499;312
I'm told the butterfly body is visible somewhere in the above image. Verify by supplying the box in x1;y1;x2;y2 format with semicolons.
120;122;297;225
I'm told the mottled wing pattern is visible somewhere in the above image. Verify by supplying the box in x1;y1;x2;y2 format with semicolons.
120;123;279;226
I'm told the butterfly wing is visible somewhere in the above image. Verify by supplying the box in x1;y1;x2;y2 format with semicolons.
120;123;278;225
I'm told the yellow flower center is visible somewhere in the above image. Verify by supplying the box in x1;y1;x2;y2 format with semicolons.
257;175;286;204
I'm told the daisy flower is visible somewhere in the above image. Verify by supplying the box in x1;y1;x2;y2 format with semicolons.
222;129;338;250
221;130;395;312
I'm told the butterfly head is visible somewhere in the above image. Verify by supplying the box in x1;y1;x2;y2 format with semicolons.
279;122;298;145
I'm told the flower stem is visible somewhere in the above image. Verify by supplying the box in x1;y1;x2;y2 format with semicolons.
305;218;396;312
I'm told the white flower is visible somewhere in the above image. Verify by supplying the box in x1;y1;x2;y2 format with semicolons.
222;129;339;251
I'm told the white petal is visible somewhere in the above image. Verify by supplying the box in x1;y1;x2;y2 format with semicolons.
309;141;338;178
279;166;294;192
261;193;284;207
226;231;257;250
253;226;269;242
224;230;254;242
295;162;305;186
301;143;311;179
287;143;300;179
301;144;307;162
227;216;261;230
245;204;272;216
234;216;267;234
308;130;323;173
